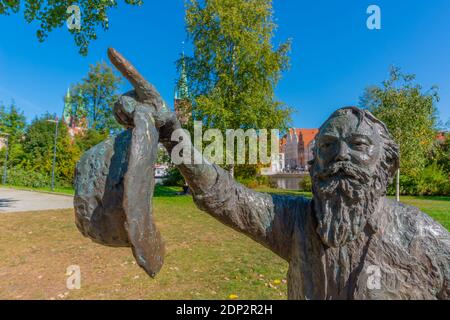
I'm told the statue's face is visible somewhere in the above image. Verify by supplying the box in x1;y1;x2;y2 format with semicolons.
314;111;382;176
311;109;386;247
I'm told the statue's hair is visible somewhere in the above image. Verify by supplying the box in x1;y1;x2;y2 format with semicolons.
312;106;400;186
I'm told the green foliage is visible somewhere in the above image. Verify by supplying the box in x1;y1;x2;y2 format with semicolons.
0;101;26;144
235;176;269;189
415;162;450;196
387;174;416;196
1;143;25;169
0;76;120;188
299;175;312;192
360;67;449;196
0;0;144;55
233;165;271;188
236;174;269;189
0;101;27;168
70;62;122;132
21;114;80;185
75;128;109;152
6;167;51;188
157;145;171;164
360;66;439;177
234;164;258;179
181;0;292;135
163;166;185;187
387;163;449;196
431;133;449;174
21;113;58;172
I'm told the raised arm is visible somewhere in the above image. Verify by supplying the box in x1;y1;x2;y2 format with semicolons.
108;48;307;261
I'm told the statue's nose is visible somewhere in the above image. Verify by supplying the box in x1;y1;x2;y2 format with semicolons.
335;141;351;162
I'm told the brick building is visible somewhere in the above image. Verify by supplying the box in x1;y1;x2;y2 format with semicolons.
281;128;319;170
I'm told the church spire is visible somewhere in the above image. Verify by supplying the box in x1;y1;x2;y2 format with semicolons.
175;41;190;101
174;41;192;126
63;87;72;125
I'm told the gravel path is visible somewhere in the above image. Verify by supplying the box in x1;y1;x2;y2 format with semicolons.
0;187;73;213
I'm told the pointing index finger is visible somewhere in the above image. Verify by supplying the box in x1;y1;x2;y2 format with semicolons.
107;48;163;109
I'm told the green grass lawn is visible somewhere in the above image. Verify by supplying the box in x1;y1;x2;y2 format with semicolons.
0;185;448;300
0;187;288;300
395;195;450;230
3;184;75;195
4;182;448;229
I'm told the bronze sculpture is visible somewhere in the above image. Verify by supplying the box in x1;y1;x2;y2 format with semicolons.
74;48;450;300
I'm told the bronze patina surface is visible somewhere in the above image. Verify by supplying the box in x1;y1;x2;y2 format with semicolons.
74;48;450;299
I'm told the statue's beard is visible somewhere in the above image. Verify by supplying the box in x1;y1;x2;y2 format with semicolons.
311;161;384;248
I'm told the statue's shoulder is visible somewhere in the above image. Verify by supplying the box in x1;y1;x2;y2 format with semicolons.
382;197;450;241
380;197;450;269
380;198;450;299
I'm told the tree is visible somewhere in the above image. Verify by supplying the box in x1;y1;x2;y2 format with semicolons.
0;0;144;55
22;113;80;185
432;133;449;175
0;101;26;168
74;128;109;152
0;101;26;144
70;61;122;132
180;0;292;175
156;144;171;165
360;67;439;178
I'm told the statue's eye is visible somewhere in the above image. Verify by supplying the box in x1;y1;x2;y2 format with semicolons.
318;136;337;149
321;142;333;148
351;139;369;148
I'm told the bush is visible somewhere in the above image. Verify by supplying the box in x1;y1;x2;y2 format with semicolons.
236;175;270;189
162;166;185;187
415;162;450;196
268;178;279;189
6;167;51;188
387;174;416;196
387;163;450;196
256;175;269;187
234;165;258;179
299;175;312;192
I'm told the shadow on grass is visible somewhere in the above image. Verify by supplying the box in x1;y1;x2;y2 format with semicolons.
153;185;185;197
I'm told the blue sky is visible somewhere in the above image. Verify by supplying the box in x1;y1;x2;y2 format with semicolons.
0;0;449;128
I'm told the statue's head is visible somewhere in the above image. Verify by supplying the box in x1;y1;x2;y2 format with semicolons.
309;107;399;247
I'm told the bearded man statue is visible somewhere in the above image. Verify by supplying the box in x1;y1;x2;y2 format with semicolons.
74;49;450;300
